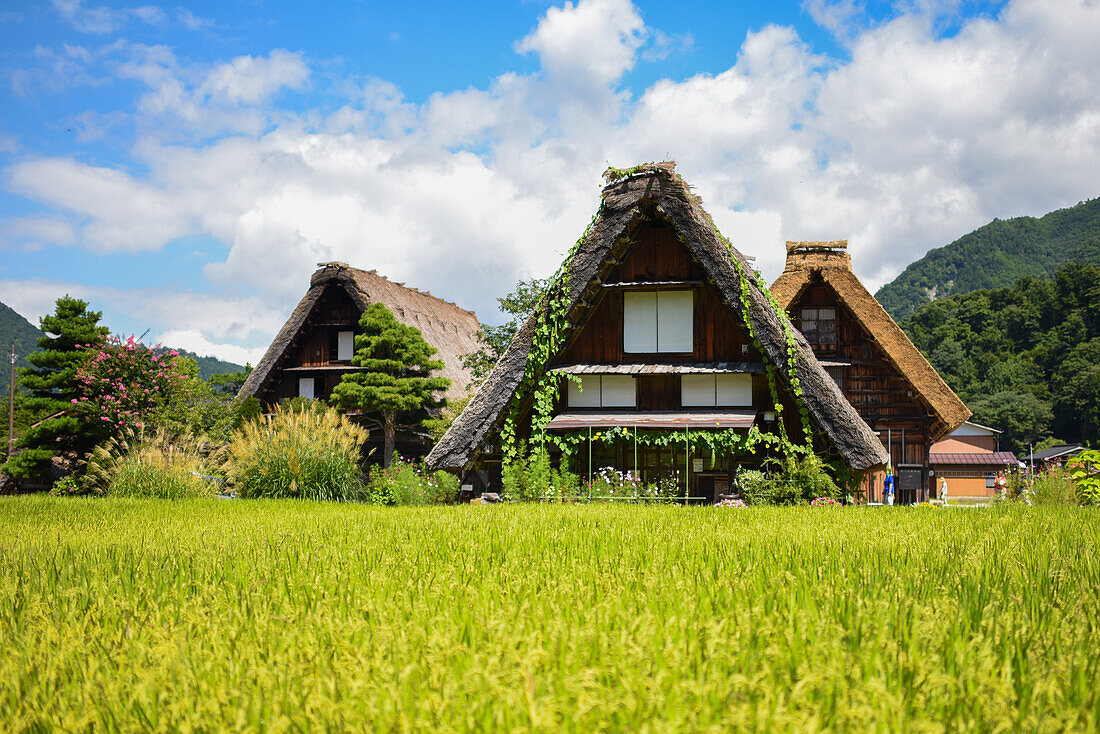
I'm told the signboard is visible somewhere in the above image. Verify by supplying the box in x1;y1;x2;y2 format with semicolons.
692;458;704;472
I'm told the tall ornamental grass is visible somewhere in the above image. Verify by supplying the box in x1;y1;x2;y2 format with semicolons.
84;428;219;499
224;404;367;501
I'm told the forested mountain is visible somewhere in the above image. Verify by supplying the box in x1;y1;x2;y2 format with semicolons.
877;197;1100;320
901;264;1100;453
0;302;42;397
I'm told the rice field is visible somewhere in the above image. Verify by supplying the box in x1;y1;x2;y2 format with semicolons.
0;498;1097;732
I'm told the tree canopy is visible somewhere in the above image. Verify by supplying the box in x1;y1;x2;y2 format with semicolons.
902;263;1100;453
462;276;550;382
330;303;450;467
2;296;109;480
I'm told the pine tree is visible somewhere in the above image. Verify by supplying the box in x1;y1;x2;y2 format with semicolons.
330;303;450;468
1;296;109;480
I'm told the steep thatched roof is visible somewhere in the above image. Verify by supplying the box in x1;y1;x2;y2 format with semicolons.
771;241;970;441
240;263;481;403
427;163;889;472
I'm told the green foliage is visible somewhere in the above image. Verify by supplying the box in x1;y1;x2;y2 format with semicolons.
423;392;471;442
1027;467;1079;506
331;303;449;467
462;277;550;383
206;364;252;395
364;457;459;506
2;500;1099;730
902;263;1100;451
734;469;774;505
968;391;1054;455
500;446;584;502
224;403;368;501
877;196;1100;320
1065;449;1100;505
769;453;842;505
47;475;85;497
1;296;109;480
84;428;219;500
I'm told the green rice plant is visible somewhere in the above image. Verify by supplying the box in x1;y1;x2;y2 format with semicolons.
0;501;1097;732
224;403;367;501
84;427;219;499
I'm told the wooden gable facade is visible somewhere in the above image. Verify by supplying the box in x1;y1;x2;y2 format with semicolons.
771;241;970;503
428;164;889;497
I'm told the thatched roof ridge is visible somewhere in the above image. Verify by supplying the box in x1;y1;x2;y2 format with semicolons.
240;263;482;403
771;247;970;441
427;163;889;471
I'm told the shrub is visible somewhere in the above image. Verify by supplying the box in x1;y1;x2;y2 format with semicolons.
225;404;368;501
1066;450;1100;505
735;469;774;506
1028;467;1078;506
85;428;220;499
49;475;86;497
770;454;842;505
364;457;459;505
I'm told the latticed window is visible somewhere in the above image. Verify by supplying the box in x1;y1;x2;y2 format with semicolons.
800;307;836;348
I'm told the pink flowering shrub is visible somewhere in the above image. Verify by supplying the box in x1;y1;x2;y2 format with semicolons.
365;456;459;505
810;496;840;507
73;336;192;434
715;498;747;508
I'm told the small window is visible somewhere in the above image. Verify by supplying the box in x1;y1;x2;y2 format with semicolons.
800;307;836;347
298;377;315;399
681;374;752;407
567;375;636;408
825;366;844;391
624;290;694;353
337;331;354;361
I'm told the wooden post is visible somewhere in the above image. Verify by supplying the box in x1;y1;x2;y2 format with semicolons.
7;344;14;458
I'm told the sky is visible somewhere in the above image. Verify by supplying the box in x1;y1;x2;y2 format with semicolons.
2;0;1099;366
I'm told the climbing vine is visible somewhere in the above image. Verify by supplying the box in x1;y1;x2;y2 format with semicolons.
500;209;601;464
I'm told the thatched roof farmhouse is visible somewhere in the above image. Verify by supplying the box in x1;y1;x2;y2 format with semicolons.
428;163;888;496
771;240;970;502
240;262;481;407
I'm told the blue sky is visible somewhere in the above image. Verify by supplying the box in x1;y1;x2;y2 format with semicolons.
2;0;1097;365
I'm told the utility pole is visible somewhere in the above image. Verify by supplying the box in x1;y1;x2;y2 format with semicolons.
7;344;15;458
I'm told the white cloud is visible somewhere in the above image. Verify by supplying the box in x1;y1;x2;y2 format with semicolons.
6;0;1100;362
176;8;214;31
515;0;645;87
5;157;195;252
51;0;164;34
155;329;266;365
1;217;78;250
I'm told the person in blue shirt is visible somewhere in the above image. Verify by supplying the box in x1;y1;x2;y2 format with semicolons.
884;467;895;506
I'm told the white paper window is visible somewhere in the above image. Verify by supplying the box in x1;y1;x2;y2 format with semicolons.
716;374;752;406
623;290;693;353
567;375;636;408
623;291;657;353
657;291;693;352
298;377;315;399
681;374;716;407
682;374;752;407
337;331;354;361
568;375;602;408
600;375;637;407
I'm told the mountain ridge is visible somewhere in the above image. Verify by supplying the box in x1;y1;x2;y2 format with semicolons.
875;196;1100;320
